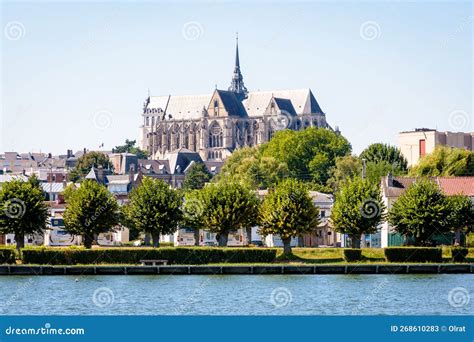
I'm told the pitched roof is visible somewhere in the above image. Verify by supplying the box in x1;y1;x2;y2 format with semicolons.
381;176;474;197
273;97;296;115
216;90;247;117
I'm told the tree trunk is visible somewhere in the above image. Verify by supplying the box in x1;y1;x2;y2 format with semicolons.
194;228;200;246
144;233;151;246
151;233;160;248
83;234;93;249
246;227;252;246
350;234;361;248
454;229;462;246
360;233;365;248
15;232;25;251
217;232;229;247
282;237;292;255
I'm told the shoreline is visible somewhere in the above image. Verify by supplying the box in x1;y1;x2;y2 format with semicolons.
0;264;473;275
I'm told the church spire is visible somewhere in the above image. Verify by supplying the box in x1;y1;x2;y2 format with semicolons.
228;32;248;101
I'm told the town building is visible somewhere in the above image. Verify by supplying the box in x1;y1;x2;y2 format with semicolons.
139;38;332;162
398;128;474;167
380;174;474;247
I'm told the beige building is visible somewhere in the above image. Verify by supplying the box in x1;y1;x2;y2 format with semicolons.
398;128;474;167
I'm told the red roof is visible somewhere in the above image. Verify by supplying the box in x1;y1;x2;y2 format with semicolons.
382;176;474;197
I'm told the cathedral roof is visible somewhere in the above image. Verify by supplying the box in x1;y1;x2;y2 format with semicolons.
272;97;296;115
148;94;212;120
215;90;247;117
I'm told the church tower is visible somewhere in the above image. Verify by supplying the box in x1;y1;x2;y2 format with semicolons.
228;33;248;101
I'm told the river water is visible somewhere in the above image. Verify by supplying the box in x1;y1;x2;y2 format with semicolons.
0;274;472;315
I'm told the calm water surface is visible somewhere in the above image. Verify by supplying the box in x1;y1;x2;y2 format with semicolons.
0;274;472;315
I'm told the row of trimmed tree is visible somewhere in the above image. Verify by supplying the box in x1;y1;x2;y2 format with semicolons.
331;177;474;247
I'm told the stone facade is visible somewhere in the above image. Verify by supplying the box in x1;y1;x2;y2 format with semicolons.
139;40;331;161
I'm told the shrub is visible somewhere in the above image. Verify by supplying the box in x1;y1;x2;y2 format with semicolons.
343;248;362;262
20;247;277;265
0;247;16;264
384;247;442;263
451;247;468;262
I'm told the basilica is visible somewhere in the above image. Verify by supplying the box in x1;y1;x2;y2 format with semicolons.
139;39;331;161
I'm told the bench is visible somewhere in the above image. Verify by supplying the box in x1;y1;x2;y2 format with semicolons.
140;259;168;266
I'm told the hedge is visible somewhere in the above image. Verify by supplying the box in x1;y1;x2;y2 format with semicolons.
451;247;468;262
343;249;362;262
384;247;442;263
21;247;277;265
0;247;16;264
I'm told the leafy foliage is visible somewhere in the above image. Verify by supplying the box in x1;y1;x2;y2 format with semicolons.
0;179;49;250
388;180;451;246
125;177;183;247
63;180;120;248
359;143;408;172
259;179;320;254
183;162;213;190
330;178;385;248
260;128;352;186
409;146;474;177
184;181;259;246
445;195;474;233
327;155;362;192
112;139;148;159
69;152;113;182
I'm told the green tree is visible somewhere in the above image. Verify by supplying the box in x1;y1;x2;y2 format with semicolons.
125;177;183;247
69;152;113;182
182;189;206;246
259;179;320;255
330;178;385;248
327;155;362;192
260;127;351;186
190;181;259;246
0;179;49;250
388;179;450;246
217;147;289;189
359;143;408;172
409;146;474;177
183;162;213;190
63;180;120;248
112;139;148;159
445;195;474;245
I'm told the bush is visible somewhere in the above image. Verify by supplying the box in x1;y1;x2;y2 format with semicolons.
343;249;362;262
0;247;16;264
384;247;442;263
451;247;468;262
21;247;277;265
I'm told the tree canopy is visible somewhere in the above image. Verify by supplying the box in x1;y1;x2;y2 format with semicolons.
112;139;148;159
63;180;120;248
359;143;408;172
0;178;49;250
69;151;113;182
409;146;474;177
183;162;213;190
388;179;451;246
259;179;320;255
330;178;385;248
125;177;183;247
184;181;259;246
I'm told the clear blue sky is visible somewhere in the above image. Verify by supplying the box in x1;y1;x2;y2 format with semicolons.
1;0;472;155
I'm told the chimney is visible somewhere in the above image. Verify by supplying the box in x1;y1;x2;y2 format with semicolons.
129;163;135;184
97;165;104;183
387;172;394;187
83;148;87;155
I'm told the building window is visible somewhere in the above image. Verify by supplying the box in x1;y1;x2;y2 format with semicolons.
320;210;325;218
209;122;223;147
419;139;426;157
214;100;219;116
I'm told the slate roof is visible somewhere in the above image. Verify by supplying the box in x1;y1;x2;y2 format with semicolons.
273;97;296;115
216;90;247;117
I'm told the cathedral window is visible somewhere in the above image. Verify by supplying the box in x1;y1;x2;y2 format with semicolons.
209;122;223;148
213;100;219;116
